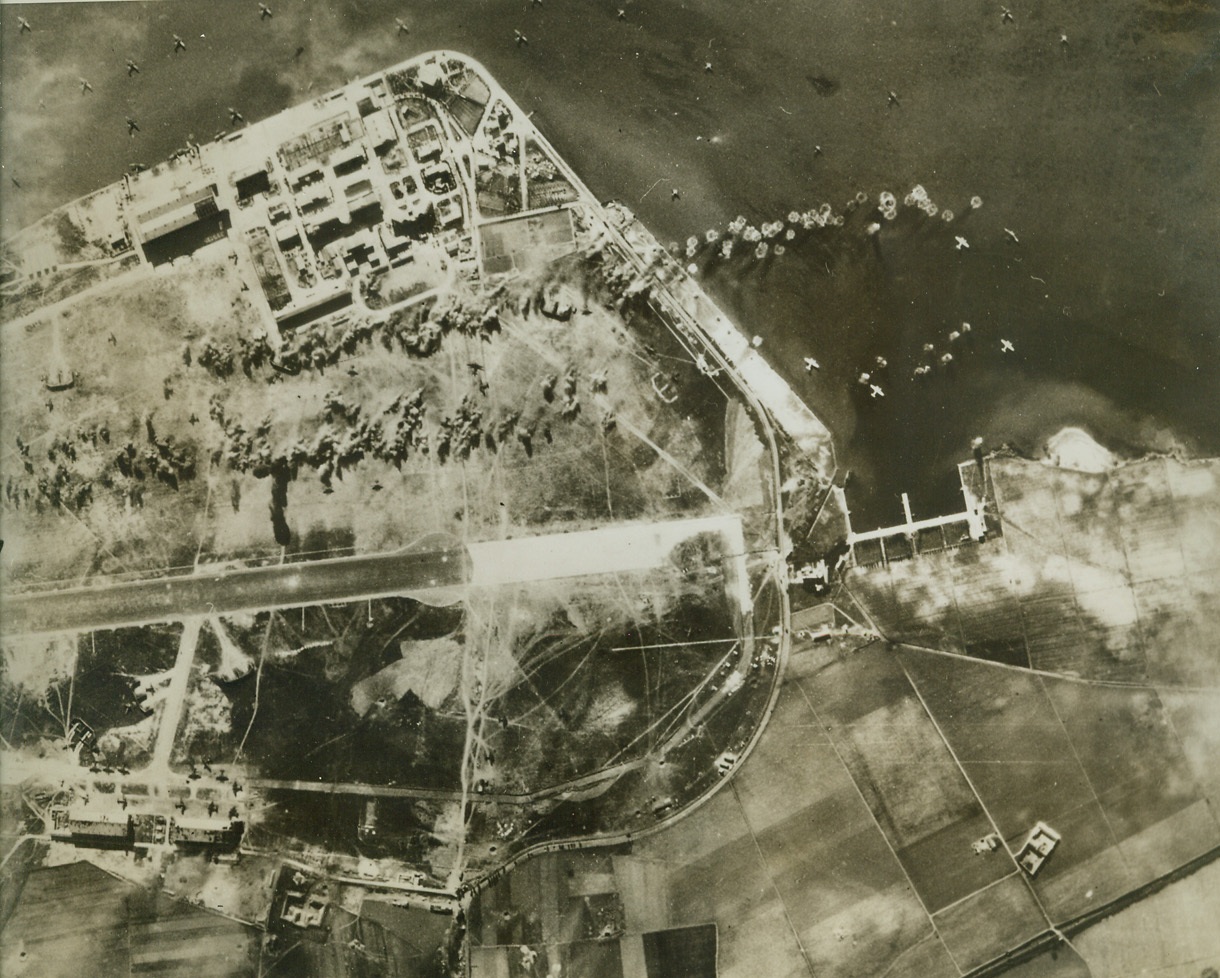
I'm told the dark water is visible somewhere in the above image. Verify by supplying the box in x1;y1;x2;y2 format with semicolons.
4;0;1218;526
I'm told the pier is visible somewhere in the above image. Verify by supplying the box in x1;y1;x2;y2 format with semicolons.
839;461;991;568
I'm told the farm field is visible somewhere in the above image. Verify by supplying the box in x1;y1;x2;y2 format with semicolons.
844;457;1220;685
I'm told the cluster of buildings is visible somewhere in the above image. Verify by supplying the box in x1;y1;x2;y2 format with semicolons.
49;805;244;853
113;53;485;337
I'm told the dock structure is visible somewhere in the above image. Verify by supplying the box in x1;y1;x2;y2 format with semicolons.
839;460;993;568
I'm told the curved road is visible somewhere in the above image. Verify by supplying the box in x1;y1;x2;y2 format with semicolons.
0;546;470;637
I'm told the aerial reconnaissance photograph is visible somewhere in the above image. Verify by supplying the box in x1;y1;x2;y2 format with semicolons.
0;1;1217;976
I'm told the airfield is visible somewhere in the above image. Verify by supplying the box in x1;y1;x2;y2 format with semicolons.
2;45;1218;978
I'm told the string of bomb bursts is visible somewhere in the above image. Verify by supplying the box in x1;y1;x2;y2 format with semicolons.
676;186;1019;391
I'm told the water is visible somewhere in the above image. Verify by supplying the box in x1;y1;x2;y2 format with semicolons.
4;0;1218;527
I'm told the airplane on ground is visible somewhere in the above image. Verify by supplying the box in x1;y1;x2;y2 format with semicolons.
176;800;188;813
869;384;885;399
955;235;970;250
216;770;229;783
126;59;141;76
396;18;409;35
173;33;187;52
803;357;820;372
207;801;219;816
80;78;93;94
126;118;141;136
514;29;528;45
19;16;32;33
1000;339;1015;353
259;3;272;19
228;106;245;124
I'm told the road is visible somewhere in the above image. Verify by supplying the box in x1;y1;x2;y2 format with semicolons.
0;546;470;637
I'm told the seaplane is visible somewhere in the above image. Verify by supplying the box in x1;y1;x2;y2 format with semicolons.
396;17;410;35
704;61;714;72
961;321;972;333
869;384;885;399
940;352;954;365
514;29;528;45
955;235;970;250
79;77;93;94
1004;227;1020;243
857;371;871;385
126;117;141;136
874;355;888;368
923;342;936;353
671;188;681;200
126;59;141;76
1001;6;1014;23
173;33;187;52
228;106;245;124
618;8;627;19
803;357;821;372
1000;339;1015;353
887;90;900;107
912;365;931;377
18;16;32;33
949;330;961;342
259;3;273;19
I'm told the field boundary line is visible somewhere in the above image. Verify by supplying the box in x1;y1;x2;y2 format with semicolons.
727;779;819;978
790;676;964;976
930;869;1021;919
1035;675;1130;859
897;658;1064;944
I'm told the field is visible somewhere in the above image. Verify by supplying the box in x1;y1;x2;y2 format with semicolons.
604;632;962;978
899;648;1220;924
0;861;260;978
845;457;1220;685
0;207;768;590
1;623;182;768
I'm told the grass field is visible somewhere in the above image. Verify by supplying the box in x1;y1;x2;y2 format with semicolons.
1;228;766;590
900;647;1220;924
624;659;959;978
845;457;1220;685
798;644;1012;913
